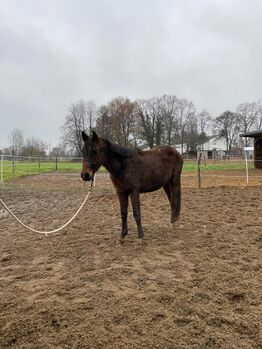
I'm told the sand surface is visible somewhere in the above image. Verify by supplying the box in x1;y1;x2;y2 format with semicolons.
0;171;261;348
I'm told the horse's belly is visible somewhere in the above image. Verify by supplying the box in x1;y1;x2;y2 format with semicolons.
140;178;166;193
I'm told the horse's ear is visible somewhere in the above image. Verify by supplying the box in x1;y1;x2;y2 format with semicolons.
82;131;89;142
92;130;100;145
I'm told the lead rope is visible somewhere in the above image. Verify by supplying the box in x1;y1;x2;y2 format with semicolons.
0;178;94;236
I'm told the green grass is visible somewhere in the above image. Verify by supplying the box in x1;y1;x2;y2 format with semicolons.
0;160;79;181
0;160;107;182
183;160;253;172
0;159;253;182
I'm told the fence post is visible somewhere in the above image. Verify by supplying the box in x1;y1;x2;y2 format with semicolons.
0;154;3;183
245;152;249;184
198;152;202;189
12;150;15;178
55;155;58;171
38;156;41;172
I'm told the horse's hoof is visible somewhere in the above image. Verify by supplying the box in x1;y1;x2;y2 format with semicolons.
171;222;183;230
137;238;143;245
170;222;175;231
119;237;125;244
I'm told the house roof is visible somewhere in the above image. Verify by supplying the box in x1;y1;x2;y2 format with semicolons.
240;130;262;138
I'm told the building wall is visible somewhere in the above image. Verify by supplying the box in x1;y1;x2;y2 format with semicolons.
254;138;262;168
199;136;227;151
174;144;182;154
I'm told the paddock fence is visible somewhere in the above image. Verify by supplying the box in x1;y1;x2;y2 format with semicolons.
0;154;82;183
1;154;262;189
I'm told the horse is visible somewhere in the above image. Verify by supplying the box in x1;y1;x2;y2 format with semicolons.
81;130;183;242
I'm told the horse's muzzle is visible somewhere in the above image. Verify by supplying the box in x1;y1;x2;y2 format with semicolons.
81;172;93;181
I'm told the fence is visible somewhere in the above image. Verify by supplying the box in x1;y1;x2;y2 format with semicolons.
1;154;262;188
182;157;262;188
0;154;82;182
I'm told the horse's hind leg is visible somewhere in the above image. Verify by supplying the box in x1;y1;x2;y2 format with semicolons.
130;191;144;239
163;183;171;201
164;183;175;227
117;191;129;242
165;177;181;224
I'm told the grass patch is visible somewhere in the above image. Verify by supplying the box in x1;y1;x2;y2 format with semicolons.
183;160;253;172
0;160;107;182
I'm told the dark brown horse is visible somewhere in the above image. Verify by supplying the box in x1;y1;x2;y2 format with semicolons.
81;130;183;241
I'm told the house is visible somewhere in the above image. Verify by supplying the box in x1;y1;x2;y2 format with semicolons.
174;144;196;158
197;135;227;160
174;144;183;154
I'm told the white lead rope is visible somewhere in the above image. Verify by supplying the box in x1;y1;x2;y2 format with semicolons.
0;179;94;236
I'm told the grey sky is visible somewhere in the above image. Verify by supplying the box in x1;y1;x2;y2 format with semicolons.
0;0;262;149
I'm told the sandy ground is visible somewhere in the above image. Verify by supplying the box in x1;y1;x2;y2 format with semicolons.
0;171;261;349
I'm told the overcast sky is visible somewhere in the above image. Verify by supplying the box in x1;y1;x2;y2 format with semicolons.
0;0;262;149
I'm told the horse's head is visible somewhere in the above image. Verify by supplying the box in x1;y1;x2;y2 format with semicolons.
81;130;105;181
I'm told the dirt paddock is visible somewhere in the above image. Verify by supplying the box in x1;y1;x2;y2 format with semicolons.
0;171;262;349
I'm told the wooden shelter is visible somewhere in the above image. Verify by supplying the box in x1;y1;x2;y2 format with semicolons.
240;131;262;169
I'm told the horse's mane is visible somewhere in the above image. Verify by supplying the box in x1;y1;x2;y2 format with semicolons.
109;141;136;158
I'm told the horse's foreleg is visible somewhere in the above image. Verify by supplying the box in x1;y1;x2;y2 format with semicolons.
117;192;129;242
130;191;144;239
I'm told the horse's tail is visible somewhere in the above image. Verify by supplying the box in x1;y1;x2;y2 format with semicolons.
174;154;183;219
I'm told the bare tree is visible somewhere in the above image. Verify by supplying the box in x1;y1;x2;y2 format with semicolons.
236;102;258;146
255;100;262;130
184;112;198;152
197;110;212;135
159;95;179;146
176;98;195;153
136;96;199;151
138;109;155;148
194;110;212;149
108;97;136;145
20;137;48;156
95;97;136;146
214;110;239;152
8;129;24;155
95;105;115;140
62;99;97;156
86;100;97;132
137;97;164;148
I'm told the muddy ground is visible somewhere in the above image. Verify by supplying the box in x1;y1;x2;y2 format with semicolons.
0;171;261;349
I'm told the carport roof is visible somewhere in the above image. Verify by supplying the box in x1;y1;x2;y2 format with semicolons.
240;130;262;138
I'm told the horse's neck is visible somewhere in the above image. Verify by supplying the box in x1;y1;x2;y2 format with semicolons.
103;157;123;178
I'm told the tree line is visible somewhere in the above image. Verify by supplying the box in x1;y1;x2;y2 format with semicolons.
2;130;49;157
62;96;262;156
3;96;262;157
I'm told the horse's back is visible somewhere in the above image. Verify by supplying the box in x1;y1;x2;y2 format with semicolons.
138;146;182;163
